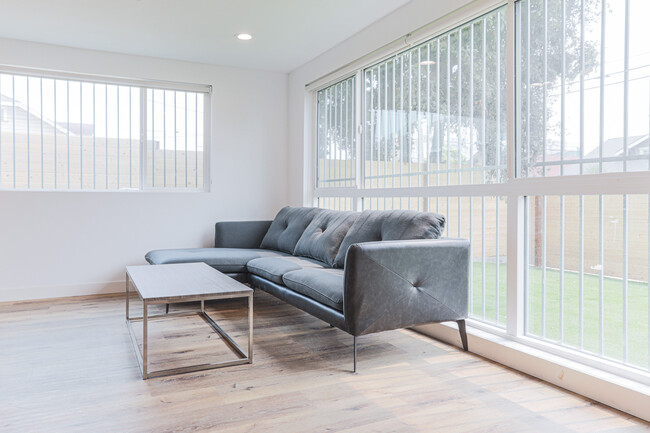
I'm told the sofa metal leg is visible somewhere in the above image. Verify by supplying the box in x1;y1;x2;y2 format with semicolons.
353;336;357;373
166;303;170;314
457;319;468;351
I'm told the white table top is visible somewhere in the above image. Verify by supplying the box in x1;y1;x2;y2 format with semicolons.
126;263;252;302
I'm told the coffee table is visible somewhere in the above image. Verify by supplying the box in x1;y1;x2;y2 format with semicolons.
125;262;253;379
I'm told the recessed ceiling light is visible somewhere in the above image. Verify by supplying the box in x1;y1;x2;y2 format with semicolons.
236;33;253;41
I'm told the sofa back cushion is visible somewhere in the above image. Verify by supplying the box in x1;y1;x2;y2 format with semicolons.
333;209;446;268
293;210;358;267
260;206;322;254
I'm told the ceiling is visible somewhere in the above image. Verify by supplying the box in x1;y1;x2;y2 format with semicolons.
0;0;412;73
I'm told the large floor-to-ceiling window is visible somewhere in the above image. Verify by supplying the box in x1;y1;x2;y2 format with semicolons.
312;0;649;381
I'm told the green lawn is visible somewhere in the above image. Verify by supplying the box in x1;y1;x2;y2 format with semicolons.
470;262;650;369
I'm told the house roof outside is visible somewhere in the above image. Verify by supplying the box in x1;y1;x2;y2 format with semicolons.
1;93;93;136
585;135;650;159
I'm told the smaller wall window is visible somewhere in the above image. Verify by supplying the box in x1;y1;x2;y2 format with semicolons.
0;70;209;191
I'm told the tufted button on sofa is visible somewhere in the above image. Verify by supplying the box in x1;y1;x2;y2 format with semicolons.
145;206;470;371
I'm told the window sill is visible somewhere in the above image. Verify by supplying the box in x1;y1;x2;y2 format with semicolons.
412;321;650;422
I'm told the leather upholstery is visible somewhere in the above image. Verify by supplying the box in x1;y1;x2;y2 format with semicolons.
145;208;469;342
224;272;249;284
282;268;344;311
333;209;446;268
246;256;327;285
343;239;469;336
249;275;348;331
294;210;358;266
145;248;288;273
214;220;273;248
260;206;322;254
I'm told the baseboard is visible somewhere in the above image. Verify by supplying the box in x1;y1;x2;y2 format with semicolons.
413;322;650;423
0;280;123;302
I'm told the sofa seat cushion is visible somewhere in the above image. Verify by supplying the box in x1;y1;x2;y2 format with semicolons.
282;269;344;311
246;256;327;285
145;248;288;273
294;210;358;267
260;206;323;254
333;210;446;268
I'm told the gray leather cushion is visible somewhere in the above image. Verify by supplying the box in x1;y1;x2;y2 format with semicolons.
282;268;344;311
293;210;358;267
145;248;288;273
246;256;327;285
214;221;272;248
259;207;322;254
333;210;446;268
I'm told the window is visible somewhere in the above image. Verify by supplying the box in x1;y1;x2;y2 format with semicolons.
317;7;509;329
364;9;507;188
312;0;650;380
0;70;209;190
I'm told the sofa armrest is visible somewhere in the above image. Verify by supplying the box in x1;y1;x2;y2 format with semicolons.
214;220;273;248
343;239;469;336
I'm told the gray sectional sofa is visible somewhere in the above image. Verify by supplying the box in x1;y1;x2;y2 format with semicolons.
145;206;470;371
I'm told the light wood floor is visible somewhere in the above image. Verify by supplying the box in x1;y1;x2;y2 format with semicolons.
1;291;648;433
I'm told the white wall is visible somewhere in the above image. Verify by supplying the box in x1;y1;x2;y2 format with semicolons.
0;38;288;301
287;0;474;206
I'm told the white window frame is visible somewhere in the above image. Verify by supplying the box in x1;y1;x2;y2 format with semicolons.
0;65;211;192
305;0;650;390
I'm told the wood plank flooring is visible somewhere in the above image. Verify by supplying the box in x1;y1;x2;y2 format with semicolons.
1;290;648;433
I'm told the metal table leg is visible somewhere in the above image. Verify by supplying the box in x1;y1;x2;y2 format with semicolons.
126;290;253;380
143;302;148;379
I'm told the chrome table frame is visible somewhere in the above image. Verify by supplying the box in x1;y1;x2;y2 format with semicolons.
125;273;253;380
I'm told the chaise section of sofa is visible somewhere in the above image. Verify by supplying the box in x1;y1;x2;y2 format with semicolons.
144;206;470;370
145;247;287;283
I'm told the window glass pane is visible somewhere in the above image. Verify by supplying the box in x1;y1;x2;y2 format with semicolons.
316;77;356;188
146;89;204;189
363;7;507;188
526;194;649;370
517;0;650;177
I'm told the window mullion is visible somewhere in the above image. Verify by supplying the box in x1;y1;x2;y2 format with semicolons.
506;0;523;337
